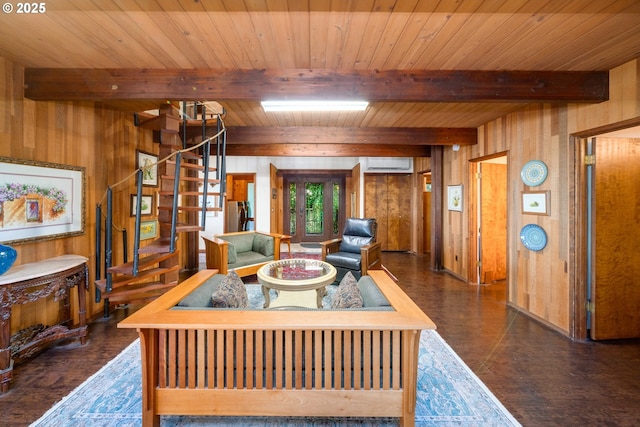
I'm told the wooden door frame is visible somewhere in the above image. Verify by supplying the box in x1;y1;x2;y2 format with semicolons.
468;161;479;284
270;163;280;234
467;152;508;286
572;116;640;340
430;146;443;270
571;134;589;341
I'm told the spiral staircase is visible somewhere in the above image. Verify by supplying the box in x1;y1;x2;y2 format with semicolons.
94;102;226;314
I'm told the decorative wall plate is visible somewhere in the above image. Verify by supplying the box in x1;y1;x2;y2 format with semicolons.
520;160;548;186
520;224;547;251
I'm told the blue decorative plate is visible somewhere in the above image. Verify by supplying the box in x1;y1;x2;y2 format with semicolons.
520;160;548;186
520;224;547;251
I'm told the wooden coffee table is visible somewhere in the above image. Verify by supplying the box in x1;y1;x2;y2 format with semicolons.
257;259;336;308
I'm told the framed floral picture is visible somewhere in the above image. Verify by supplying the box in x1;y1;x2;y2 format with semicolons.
447;185;463;212
136;150;158;187
0;157;85;244
140;220;158;240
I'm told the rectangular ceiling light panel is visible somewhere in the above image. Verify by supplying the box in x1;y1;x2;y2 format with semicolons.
261;100;368;112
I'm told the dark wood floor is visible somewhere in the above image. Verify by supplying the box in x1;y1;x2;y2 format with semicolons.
2;252;639;426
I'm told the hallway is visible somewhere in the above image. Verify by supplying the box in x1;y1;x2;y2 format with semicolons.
2;252;639;426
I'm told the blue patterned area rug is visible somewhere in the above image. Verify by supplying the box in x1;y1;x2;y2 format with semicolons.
31;286;520;427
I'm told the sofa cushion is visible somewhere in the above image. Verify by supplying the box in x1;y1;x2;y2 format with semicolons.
252;233;274;257
227;242;237;264
221;233;255;253
357;275;391;308
176;274;225;307
231;251;274;269
211;271;249;308
331;272;363;309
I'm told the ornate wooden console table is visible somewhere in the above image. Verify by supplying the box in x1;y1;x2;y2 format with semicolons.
0;254;89;394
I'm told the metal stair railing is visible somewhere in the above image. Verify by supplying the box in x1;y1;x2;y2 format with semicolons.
169;151;181;254
132;169;144;275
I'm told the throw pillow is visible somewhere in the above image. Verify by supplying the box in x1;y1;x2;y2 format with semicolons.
211;271;248;308
252;233;274;257
331;271;363;309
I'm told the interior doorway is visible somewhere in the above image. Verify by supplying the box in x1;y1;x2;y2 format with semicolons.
224;173;255;232
468;154;508;285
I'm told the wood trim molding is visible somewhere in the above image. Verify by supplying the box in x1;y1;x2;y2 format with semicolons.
225;143;432;157
225;126;476;146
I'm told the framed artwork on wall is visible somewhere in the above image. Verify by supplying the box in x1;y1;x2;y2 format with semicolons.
0;157;85;244
522;191;550;215
447;185;463;212
130;194;154;217
136;150;158;187
140;220;158;240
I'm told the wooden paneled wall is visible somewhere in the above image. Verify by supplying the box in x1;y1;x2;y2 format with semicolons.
0;58;157;334
441;59;640;336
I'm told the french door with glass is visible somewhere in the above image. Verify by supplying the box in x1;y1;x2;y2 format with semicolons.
283;175;345;243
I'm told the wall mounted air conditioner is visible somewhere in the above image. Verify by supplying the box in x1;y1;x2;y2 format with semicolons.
363;157;413;173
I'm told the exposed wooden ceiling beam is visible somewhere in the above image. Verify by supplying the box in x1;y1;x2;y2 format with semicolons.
24;69;609;103
223;126;476;146
225;143;431;157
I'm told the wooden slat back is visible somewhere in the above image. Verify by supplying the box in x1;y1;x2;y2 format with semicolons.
156;328;404;391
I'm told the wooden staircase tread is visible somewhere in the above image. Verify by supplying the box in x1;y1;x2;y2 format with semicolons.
160;175;219;183
106;252;178;274
158;205;221;211
138;237;192;253
159;129;180;135
156;205;222;212
158;222;203;232
160;173;220;184
158;190;220;196
179;151;202;159
102;280;177;295
138;238;178;254
156;205;221;212
95;265;181;291
175;225;204;232
167;160;212;171
134;112;161;130
101;282;178;303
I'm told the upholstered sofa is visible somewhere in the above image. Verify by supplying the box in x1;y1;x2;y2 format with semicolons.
173;271;393;311
118;269;436;427
202;231;282;277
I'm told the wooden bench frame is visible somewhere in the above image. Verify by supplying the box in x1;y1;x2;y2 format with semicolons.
202;231;282;277
118;269;435;427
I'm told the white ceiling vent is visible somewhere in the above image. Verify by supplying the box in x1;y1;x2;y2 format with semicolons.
364;157;413;172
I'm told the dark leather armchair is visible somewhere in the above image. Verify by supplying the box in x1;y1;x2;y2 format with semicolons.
320;217;382;282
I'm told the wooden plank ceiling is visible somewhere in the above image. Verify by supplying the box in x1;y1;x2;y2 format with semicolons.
1;0;639;156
